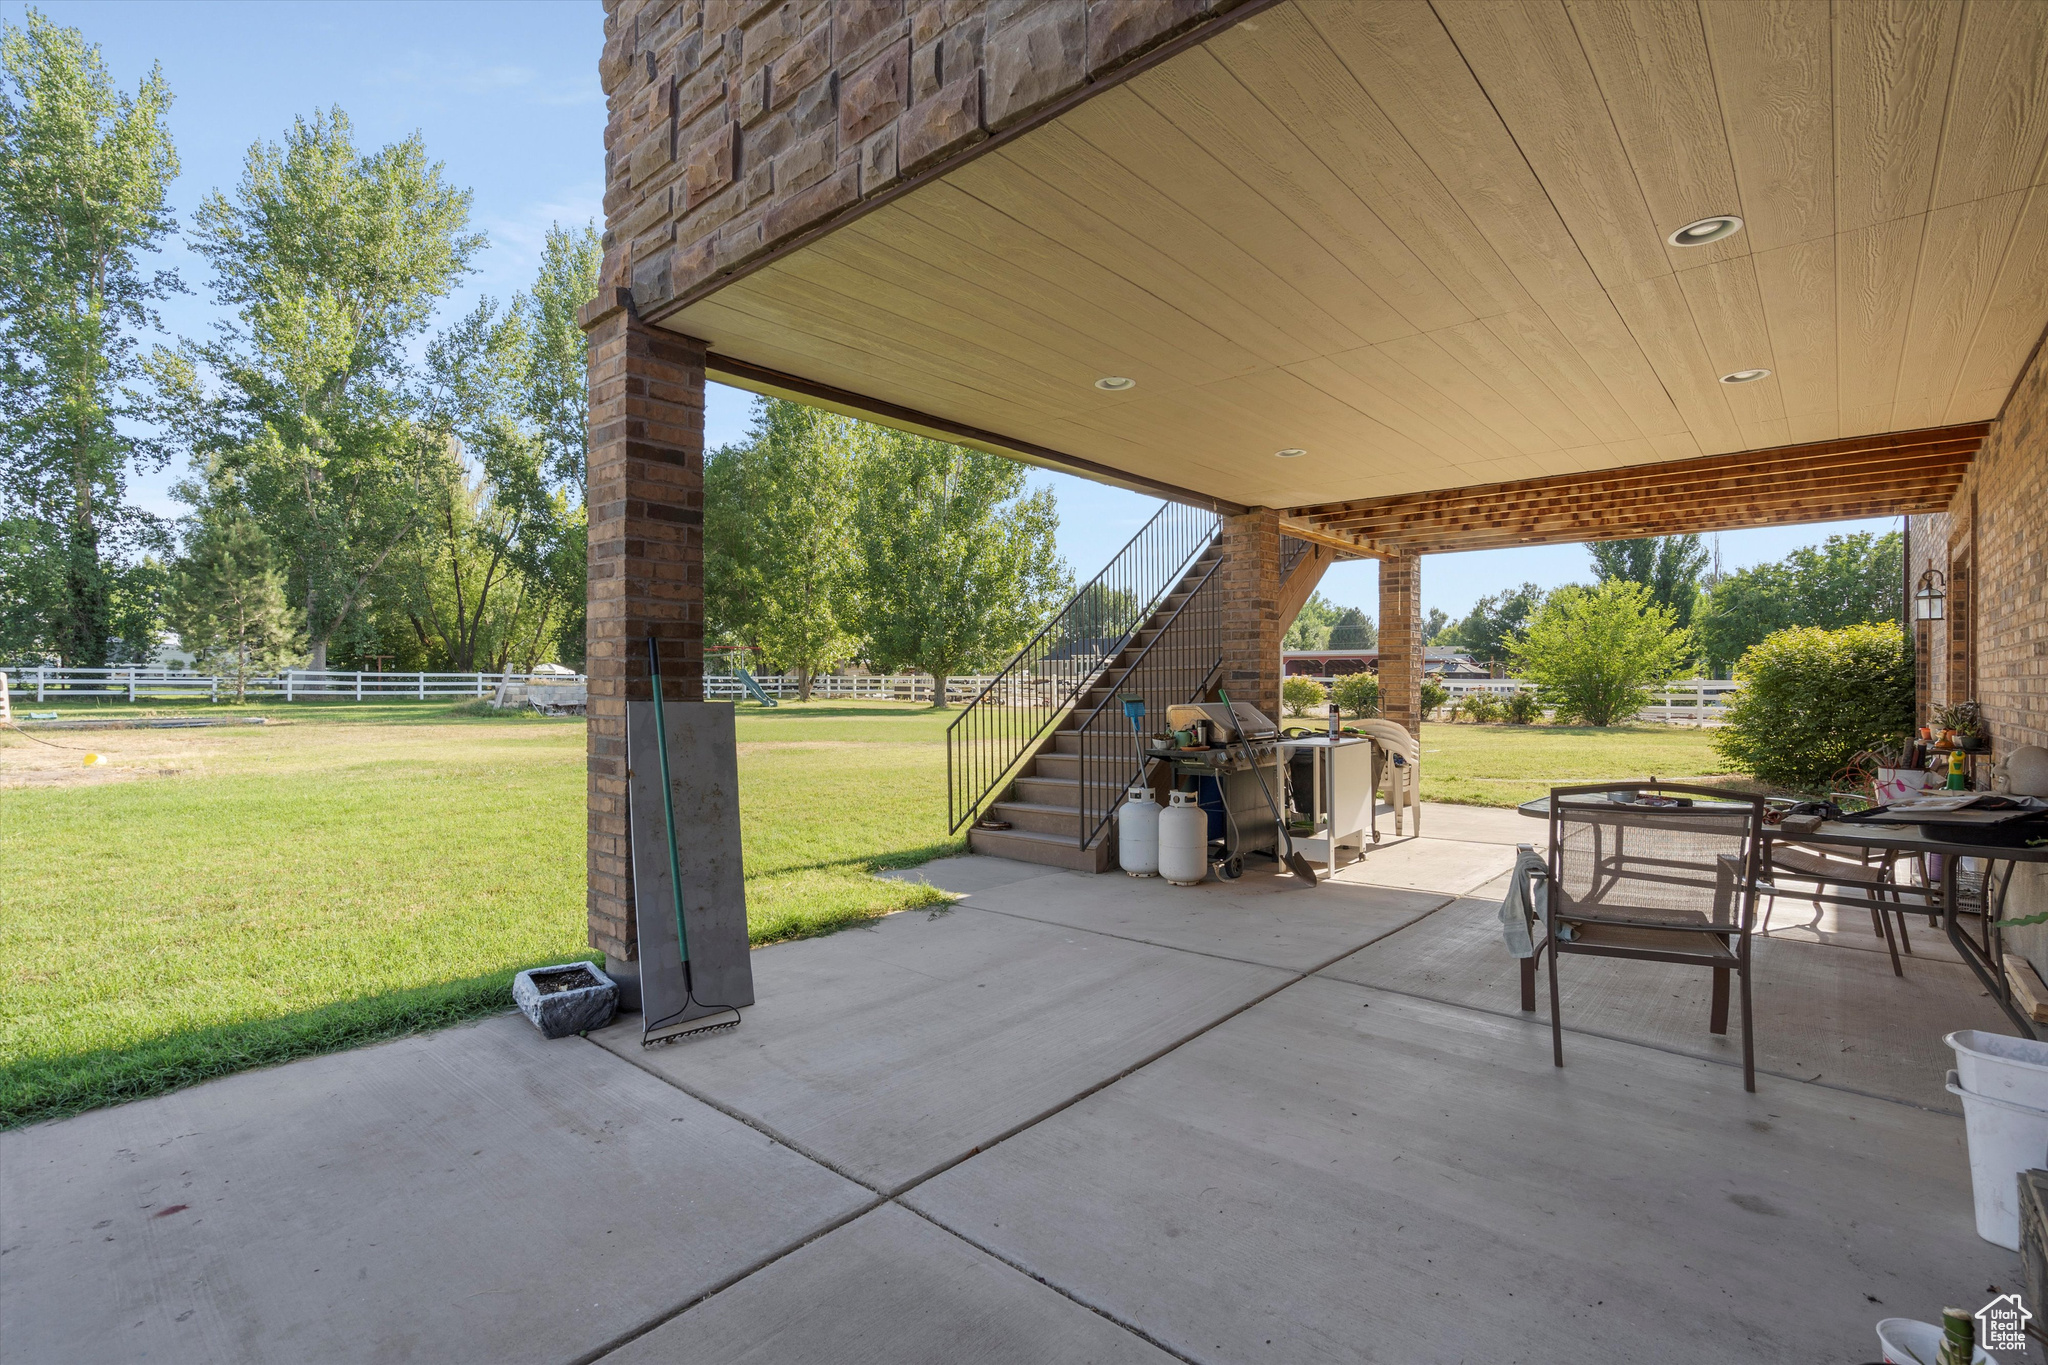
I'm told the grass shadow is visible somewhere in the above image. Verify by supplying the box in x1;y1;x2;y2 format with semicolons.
0;959;596;1131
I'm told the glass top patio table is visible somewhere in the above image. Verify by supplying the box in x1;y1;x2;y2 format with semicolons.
1518;794;2048;1037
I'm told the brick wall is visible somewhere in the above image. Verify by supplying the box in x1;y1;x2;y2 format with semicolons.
1908;333;2048;968
1378;554;1423;738
582;290;709;968
596;0;1249;316
1216;508;1281;723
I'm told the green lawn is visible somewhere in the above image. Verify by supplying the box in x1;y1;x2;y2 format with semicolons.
0;698;957;1128
1;700;1736;1128
1416;719;1736;806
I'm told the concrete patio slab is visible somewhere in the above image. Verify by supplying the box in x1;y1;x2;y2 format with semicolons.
1323;895;2009;1111
903;980;2012;1365
960;859;1453;971
590;905;1289;1193
1329;835;1518;897
1413;801;1537;845
877;854;1067;899
605;1202;1171;1365
0;1015;872;1365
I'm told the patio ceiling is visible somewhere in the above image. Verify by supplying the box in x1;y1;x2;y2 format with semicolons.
661;0;2048;521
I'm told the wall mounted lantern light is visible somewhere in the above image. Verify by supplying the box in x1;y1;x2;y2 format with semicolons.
1914;568;1948;622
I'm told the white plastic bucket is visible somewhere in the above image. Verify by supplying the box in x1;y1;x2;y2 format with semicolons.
1875;1316;1992;1363
1875;768;1933;803
1947;1029;2048;1107
1945;1070;2048;1250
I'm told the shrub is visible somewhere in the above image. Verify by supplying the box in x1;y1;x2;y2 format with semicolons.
1281;675;1327;717
1459;692;1502;723
1332;672;1379;717
1510;581;1691;726
1502;690;1543;725
1713;621;1913;793
1420;678;1450;717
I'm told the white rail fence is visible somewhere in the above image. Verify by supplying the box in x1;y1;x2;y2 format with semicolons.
705;673;999;703
2;665;585;703
3;665;1001;707
1298;675;1740;727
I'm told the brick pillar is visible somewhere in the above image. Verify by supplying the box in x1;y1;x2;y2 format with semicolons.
580;287;706;980
1217;508;1283;721
1379;553;1423;739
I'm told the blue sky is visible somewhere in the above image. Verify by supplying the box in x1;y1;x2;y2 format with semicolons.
22;0;1896;625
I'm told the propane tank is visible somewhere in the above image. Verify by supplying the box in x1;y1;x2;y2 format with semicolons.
1158;789;1209;886
1119;785;1160;877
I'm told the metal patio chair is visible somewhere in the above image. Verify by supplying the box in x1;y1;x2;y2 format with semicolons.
1761;841;1921;976
1545;782;1766;1092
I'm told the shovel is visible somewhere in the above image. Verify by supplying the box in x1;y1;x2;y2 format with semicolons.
1218;689;1318;887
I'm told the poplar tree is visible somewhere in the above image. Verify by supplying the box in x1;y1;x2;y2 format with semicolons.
0;11;179;664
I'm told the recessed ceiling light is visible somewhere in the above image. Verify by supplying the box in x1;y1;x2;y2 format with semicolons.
1720;368;1772;384
1668;215;1743;247
1094;376;1135;391
1275;447;1307;459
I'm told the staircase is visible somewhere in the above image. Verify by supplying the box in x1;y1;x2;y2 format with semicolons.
948;504;1226;872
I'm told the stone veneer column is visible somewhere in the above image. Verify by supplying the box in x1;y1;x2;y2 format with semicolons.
580;287;706;991
1378;553;1423;739
1217;508;1283;722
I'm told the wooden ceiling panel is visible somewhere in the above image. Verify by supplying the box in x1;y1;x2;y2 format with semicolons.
666;0;2048;517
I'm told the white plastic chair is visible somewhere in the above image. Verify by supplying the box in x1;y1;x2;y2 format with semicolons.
1352;719;1421;837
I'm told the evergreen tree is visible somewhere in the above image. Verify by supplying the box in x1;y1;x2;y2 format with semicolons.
1327;606;1376;650
167;511;300;701
0;12;180;664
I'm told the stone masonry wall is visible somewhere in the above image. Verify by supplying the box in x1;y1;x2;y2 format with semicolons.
596;0;1249;316
582;290;709;971
1908;333;2048;971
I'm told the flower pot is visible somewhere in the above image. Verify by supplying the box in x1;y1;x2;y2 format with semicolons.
1958;734;1989;753
513;962;619;1039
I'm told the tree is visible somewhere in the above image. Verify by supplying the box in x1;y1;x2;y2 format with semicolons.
1327;606;1376;650
1694;531;1904;675
1589;535;1708;629
0;12;179;664
151;107;482;672
850;430;1069;707
1285;591;1339;650
1713;622;1913;792
166;510;300;701
1437;582;1542;664
1509;580;1692;726
704;399;866;699
1423;607;1450;643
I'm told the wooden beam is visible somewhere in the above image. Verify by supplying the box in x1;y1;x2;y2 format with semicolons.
705;352;1250;515
1276;517;1393;559
1283;425;1986;555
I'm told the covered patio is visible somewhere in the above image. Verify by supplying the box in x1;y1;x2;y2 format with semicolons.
1;807;2015;1363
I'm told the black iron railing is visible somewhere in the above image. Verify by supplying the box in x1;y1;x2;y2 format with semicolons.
946;501;1221;833
1279;534;1310;582
1074;554;1226;848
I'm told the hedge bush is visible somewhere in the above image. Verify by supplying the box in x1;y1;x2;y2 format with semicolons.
1332;672;1379;717
1712;621;1913;792
1281;675;1326;716
1502;690;1543;725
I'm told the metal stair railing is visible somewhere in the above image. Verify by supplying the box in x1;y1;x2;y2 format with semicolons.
946;501;1221;833
1074;554;1226;849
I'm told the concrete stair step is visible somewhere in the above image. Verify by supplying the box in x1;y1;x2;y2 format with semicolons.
967;823;1114;873
988;799;1085;836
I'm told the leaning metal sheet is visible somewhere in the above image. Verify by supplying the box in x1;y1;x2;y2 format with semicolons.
626;701;755;1035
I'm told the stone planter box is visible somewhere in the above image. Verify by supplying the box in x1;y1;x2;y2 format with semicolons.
512;963;619;1039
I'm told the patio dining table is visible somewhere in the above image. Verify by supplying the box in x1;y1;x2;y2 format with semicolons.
1517;794;2048;1039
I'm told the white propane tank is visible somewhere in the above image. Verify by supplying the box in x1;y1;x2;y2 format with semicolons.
1158;789;1209;886
1119;785;1160;876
